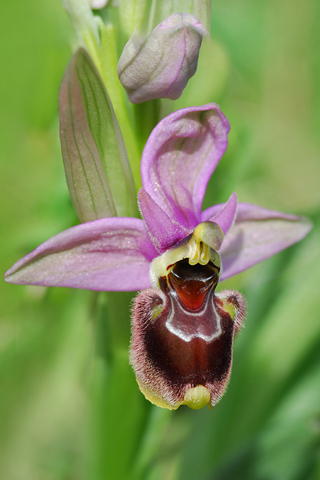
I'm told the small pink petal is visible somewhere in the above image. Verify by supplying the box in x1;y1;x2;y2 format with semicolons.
202;192;238;236
138;189;189;252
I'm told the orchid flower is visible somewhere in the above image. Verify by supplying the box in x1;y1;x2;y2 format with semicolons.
4;104;311;410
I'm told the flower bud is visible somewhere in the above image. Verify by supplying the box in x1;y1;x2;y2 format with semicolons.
117;13;208;103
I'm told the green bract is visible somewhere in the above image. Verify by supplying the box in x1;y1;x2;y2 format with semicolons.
59;48;137;221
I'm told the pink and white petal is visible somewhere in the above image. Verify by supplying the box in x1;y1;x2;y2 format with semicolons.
4;218;157;291
138;189;190;253
140;104;230;229
219;203;313;281
201;192;238;236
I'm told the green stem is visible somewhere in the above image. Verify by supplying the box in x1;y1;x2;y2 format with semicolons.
90;292;149;480
133;99;161;153
100;23;142;191
132;407;173;480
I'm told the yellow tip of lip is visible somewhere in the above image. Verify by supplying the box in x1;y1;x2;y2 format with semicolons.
137;382;212;410
183;385;211;410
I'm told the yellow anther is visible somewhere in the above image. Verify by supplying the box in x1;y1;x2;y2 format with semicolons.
188;237;201;265
188;236;210;266
199;242;210;265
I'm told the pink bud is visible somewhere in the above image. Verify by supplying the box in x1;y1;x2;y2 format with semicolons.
117;13;208;103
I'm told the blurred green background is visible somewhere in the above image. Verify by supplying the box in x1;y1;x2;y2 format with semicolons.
1;1;320;479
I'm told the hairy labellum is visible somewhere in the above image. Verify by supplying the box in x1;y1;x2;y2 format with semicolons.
130;224;246;410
